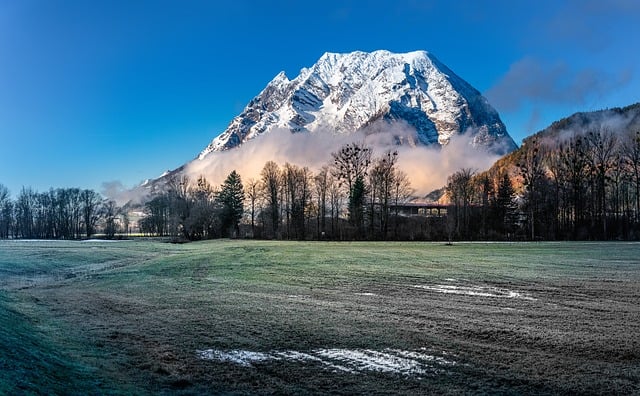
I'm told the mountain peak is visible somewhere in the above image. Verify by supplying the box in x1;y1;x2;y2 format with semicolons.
198;49;516;160
272;70;289;82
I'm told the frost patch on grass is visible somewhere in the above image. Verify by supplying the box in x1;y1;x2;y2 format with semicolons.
196;349;272;367
413;284;536;300
314;348;445;375
388;348;457;366
80;239;122;243
196;347;456;375
286;295;311;300
274;351;355;373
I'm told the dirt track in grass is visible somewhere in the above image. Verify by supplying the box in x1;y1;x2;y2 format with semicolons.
1;240;639;394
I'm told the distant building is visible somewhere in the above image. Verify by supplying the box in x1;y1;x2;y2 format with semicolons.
389;202;448;217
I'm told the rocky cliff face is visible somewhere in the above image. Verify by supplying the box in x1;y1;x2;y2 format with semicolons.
198;50;517;159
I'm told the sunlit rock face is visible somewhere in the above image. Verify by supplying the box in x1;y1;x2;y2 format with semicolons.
198;50;517;160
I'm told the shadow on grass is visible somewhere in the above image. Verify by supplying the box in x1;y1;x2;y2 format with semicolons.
0;292;107;395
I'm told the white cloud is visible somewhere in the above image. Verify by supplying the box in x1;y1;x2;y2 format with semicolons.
184;122;500;196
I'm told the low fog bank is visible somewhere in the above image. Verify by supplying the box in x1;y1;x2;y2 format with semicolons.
185;123;502;197
101;180;150;206
528;104;640;148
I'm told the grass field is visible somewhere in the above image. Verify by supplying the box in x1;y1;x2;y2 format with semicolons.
1;239;639;394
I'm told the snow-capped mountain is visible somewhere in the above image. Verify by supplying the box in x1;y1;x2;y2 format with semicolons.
199;50;517;159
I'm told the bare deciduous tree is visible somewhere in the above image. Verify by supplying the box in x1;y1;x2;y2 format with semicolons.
245;178;260;237
446;168;475;239
622;131;640;223
260;161;281;238
331;142;372;231
81;189;102;238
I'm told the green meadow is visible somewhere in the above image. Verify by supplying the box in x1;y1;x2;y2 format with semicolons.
1;240;638;394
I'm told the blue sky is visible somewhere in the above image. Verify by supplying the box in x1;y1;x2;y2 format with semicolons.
1;0;639;196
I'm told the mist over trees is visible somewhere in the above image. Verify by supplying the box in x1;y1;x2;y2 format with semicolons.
510;128;640;240
435;127;640;241
136;142;421;241
3;125;640;242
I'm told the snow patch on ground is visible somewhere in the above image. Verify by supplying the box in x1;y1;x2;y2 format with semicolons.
314;349;437;375
196;350;272;367
275;350;356;373
196;347;456;376
80;239;123;243
286;295;311;300
413;284;536;300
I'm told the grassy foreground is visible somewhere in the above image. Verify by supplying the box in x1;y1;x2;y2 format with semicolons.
0;240;639;394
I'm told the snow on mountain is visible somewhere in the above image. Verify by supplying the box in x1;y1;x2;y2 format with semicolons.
198;50;517;160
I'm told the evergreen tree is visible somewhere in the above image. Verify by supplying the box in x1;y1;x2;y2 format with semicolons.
331;142;372;234
349;175;366;234
492;172;517;237
218;170;245;237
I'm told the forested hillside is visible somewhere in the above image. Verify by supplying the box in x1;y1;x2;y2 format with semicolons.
447;103;640;240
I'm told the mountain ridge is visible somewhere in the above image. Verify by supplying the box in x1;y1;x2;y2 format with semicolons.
485;102;640;180
198;50;517;159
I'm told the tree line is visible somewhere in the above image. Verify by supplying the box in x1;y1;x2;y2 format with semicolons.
0;186;124;239
139;142;415;241
3;128;640;241
446;128;640;240
138;171;245;240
